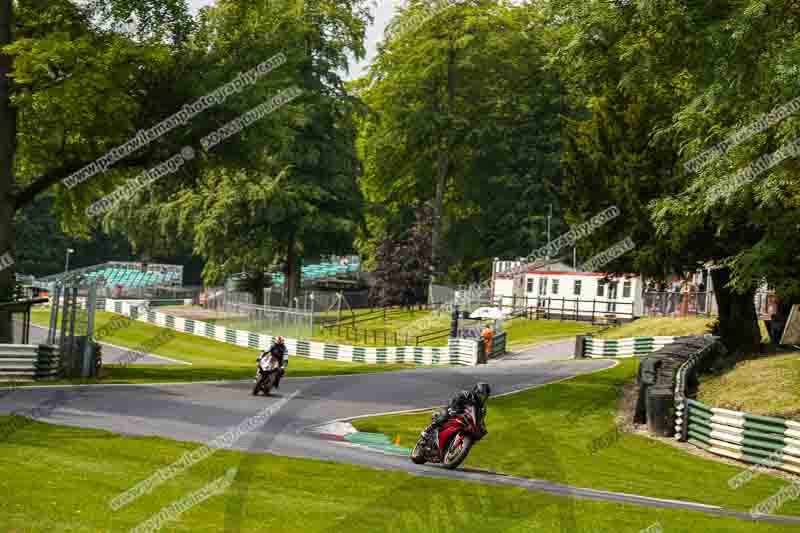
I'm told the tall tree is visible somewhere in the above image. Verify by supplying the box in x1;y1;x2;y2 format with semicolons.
549;0;800;353
356;0;564;285
0;0;192;340
149;0;369;305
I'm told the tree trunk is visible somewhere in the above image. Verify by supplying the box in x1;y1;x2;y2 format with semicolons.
711;267;760;355
252;270;265;306
429;42;456;299
0;0;15;342
285;228;299;307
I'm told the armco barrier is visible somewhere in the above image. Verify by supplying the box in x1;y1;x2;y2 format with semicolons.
581;336;678;357
101;299;487;366
0;344;61;380
678;399;800;476
670;339;800;476
490;332;507;359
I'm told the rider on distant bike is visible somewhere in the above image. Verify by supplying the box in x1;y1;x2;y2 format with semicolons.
420;382;491;448
256;336;288;389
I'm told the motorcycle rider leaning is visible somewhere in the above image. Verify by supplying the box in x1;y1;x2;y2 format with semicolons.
421;382;491;448
256;336;288;389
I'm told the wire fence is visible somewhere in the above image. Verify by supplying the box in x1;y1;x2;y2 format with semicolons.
204;300;315;338
642;291;715;318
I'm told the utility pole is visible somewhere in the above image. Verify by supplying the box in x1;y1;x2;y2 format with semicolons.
546;204;552;259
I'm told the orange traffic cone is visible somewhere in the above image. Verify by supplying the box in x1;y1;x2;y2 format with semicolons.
394;434;401;446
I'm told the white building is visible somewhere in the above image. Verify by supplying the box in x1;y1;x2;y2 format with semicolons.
491;258;644;321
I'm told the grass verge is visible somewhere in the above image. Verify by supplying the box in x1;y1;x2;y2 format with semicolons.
353;359;800;516
0;417;792;532
24;310;412;385
698;348;800;419
503;318;602;349
596;317;714;338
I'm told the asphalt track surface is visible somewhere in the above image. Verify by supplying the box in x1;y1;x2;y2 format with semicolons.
2;340;799;527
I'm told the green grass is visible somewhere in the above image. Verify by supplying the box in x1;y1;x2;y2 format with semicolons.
210;316;313;339
596;316;770;342
0;416;792;532
502;318;602;349
55;305;597;351
313;309;451;347
25;309;412;385
596;317;714;338
353;359;800;516
698;349;800;419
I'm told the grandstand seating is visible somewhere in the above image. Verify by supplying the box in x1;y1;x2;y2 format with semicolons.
37;264;181;290
270;261;360;285
83;268;181;289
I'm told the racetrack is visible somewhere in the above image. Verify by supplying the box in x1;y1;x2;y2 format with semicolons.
27;322;189;365
2;340;799;526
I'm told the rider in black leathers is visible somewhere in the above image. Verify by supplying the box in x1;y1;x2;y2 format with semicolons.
257;336;288;389
420;383;491;448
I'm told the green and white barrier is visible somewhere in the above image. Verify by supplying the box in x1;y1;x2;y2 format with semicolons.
582;336;677;358
0;344;61;380
102;299;483;366
677;399;800;475
489;332;507;359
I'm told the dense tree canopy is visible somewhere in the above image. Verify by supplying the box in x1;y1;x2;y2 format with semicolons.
3;0;800;351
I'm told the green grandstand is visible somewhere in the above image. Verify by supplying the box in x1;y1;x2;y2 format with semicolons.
36;260;358;290
270;261;360;285
36;261;183;289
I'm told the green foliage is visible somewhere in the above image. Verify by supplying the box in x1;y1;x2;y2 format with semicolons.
143;0;369;293
370;202;434;307
356;1;565;282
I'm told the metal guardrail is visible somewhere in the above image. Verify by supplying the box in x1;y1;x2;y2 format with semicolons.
580;336;679;358
678;399;800;476
671;340;800;475
0;344;61;380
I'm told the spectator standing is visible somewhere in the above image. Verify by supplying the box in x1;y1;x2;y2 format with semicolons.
697;280;706;313
666;278;679;314
682;279;693;316
481;324;494;357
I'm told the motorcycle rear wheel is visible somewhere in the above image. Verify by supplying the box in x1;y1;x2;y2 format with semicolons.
442;434;473;470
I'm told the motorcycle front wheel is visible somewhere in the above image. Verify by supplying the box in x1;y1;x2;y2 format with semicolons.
410;437;427;465
253;373;268;395
262;372;276;396
442;433;473;470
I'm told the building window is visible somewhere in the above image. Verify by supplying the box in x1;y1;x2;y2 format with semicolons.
538;277;547;295
597;281;605;297
574;280;582;296
527;279;534;293
623;280;632;298
552;279;560;295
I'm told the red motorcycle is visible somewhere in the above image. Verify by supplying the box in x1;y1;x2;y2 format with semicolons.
410;405;486;469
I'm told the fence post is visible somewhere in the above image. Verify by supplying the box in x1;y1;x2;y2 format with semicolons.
679;396;690;442
592;299;596;323
561;297;565;321
574;335;588;359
